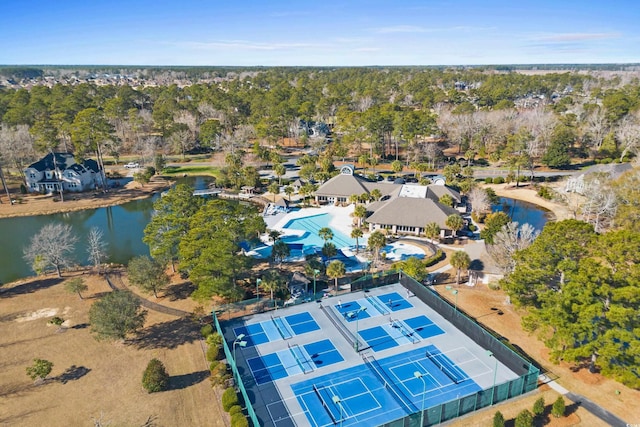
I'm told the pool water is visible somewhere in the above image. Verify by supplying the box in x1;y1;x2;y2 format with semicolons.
282;213;356;249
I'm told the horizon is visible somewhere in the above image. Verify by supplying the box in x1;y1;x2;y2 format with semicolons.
1;0;638;66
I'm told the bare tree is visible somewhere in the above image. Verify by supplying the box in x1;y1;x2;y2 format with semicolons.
23;223;79;277
583;108;609;156
488;222;539;274
615;114;640;162
87;227;108;270
467;187;490;216
580;177;618;232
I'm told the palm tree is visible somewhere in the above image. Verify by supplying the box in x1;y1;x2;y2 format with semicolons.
353;204;367;227
450;251;471;284
261;269;285;308
424;222;441;244
268;229;282;243
268;181;279;202
322;242;337;259
326;260;346;293
446;214;465;237
367;230;386;268
271;240;290;264
370;188;382;201
274;163;286;185
351;228;363;253
283;185;294;202
348;194;359;205
318;227;334;243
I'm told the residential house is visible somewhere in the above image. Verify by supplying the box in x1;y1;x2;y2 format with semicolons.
24;152;103;194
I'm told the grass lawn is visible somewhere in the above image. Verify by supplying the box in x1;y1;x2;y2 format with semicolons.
161;165;221;178
0;272;226;427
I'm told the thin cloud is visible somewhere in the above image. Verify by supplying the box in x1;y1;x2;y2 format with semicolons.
532;32;621;42
375;25;495;34
171;40;319;51
355;47;382;52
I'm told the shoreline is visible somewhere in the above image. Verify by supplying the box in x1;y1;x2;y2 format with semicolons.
483;182;572;222
0;180;170;219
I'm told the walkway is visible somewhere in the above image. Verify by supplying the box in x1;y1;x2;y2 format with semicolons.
104;272;191;318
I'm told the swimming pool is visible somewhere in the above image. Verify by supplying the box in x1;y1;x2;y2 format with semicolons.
381;242;425;262
282;213;356;249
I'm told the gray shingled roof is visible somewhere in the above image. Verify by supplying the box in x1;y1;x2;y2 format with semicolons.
366;198;459;229
424;185;462;203
314;174;370;197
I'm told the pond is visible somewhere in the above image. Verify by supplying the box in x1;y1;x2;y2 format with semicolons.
0;176;212;285
491;197;551;231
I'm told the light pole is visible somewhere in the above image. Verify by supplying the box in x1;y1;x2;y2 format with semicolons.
348;307;367;352
256;278;261;300
332;395;343;427
445;286;458;315
487;350;498;405
313;269;320;299
414;371;426;427
233;334;247;362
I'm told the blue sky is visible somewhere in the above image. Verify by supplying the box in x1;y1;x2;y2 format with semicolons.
1;0;638;66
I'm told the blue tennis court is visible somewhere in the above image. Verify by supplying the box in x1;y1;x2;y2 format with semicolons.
358;315;443;352
248;339;343;385
378;291;413;311
233;312;320;347
291;345;481;427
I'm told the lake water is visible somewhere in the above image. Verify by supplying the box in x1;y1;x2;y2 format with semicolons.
0;187;549;285
492;197;551;231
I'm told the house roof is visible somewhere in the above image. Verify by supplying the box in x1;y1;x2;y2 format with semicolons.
26;152;75;172
424;185;462;203
275;198;289;208
366;197;459;229
314;173;370;198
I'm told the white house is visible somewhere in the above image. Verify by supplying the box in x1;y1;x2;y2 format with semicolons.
24;152;103;194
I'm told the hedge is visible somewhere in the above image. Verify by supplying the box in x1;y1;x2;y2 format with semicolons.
222;387;239;412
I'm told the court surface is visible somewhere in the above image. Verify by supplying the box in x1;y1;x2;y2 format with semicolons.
224;282;520;427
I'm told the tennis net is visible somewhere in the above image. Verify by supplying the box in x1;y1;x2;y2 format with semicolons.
312;384;338;425
367;296;390;315
425;348;462;384
363;354;416;414
271;315;292;340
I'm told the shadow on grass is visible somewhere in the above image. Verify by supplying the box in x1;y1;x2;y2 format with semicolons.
167;370;209;391
0;407;52;425
165;281;196;302
56;365;91;384
133;317;201;350
0;381;36;398
0;277;64;299
71;323;89;329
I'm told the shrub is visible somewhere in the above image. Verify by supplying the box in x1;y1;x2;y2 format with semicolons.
537;185;553;200
485;177;493;184
229;405;243;416
468;224;477;232
551;396;566;418
493;411;505;427
533;397;545;417
231;413;249;427
424;250;445;267
493;176;505;184
222;387;240;412
206;332;223;347
200;324;213;338
142;358;169;393
206;344;220;362
514;409;533;427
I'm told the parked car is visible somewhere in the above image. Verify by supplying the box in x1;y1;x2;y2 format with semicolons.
124;162;140;169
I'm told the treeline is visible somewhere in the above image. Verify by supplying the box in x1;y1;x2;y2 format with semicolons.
1;67;640;184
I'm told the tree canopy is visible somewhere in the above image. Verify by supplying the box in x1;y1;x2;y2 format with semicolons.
89;290;147;342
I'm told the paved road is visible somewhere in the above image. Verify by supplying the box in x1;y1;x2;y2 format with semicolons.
565;392;627;427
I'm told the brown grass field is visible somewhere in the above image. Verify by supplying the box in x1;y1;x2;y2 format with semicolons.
0;272;226;427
